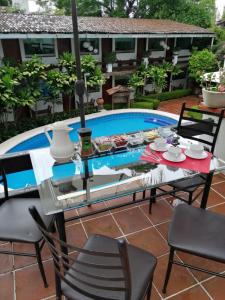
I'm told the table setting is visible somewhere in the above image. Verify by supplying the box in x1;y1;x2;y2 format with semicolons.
141;136;213;173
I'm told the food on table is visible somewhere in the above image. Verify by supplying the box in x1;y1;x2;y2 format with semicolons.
143;130;159;141
94;136;113;152
128;133;144;146
111;135;128;148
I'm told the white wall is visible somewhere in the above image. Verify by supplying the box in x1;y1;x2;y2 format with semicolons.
149;51;165;59
19;39;59;65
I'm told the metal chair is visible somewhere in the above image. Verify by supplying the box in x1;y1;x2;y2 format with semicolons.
149;103;224;212
163;204;225;293
29;206;157;300
0;160;54;287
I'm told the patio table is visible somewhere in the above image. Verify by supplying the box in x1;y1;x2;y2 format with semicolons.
28;140;225;247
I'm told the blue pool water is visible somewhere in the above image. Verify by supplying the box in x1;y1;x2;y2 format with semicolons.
8;112;176;153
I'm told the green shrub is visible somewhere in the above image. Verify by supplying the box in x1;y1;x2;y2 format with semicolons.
187;105;203;120
153;89;192;101
0;108;96;143
103;103;127;110
134;96;160;109
131;102;154;109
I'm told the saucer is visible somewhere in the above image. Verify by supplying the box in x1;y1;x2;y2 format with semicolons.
185;150;208;160
150;143;170;152
163;152;186;162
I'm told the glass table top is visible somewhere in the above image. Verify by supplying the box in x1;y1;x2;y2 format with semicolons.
34;144;225;215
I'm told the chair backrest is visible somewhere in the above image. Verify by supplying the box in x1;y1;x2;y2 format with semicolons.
29;206;132;300
0;161;8;201
177;103;224;153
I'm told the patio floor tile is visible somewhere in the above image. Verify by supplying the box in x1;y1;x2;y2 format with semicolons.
15;260;55;300
127;227;168;257
113;206;152;234
64;209;79;225
106;195;139;212
202;277;225;300
209;202;225;215
212;173;225;184
0;243;13;273
199;189;225;207
82;214;122;238
153;254;197;298
66;223;87;247
77;201;109;220
169;285;211;300
13;242;51;269
0;272;14;300
211;182;225;197
155;221;170;240
176;251;225;282
140;199;173;225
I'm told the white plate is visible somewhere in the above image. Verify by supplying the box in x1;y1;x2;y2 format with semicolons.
185;150;208;160
163;152;186;162
150;143;170;152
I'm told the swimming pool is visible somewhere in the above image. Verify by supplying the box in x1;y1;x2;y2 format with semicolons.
7;111;177;153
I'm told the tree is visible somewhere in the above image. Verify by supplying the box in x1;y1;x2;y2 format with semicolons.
137;0;215;28
49;0;215;28
0;0;11;6
188;49;218;84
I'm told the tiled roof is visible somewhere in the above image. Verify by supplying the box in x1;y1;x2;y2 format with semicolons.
0;13;213;35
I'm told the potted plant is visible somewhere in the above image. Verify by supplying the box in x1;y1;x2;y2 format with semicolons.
103;52;117;73
202;68;225;108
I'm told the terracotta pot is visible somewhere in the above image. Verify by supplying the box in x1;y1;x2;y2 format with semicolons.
202;88;225;108
96;98;104;105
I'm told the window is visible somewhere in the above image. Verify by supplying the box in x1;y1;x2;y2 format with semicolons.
115;75;130;86
115;38;135;52
176;38;192;50
192;37;211;50
24;39;55;57
148;38;165;51
80;38;99;54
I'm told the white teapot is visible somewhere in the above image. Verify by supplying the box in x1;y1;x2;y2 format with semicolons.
44;121;75;163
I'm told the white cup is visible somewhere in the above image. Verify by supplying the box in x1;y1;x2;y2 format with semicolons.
189;144;204;157
154;137;167;149
168;146;182;159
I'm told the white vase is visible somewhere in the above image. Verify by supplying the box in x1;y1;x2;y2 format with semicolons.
106;63;113;73
202;88;225;108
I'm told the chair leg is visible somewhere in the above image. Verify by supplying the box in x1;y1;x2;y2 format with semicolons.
133;193;136;202
55;273;62;300
35;242;48;288
149;188;156;214
162;248;175;294
188;192;193;205
143;190;146;199
146;279;152;300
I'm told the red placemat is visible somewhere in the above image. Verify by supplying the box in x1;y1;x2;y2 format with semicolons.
141;145;212;174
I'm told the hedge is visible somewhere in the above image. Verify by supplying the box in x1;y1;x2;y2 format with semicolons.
134;96;160;109
131;102;154;109
153;89;192;101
